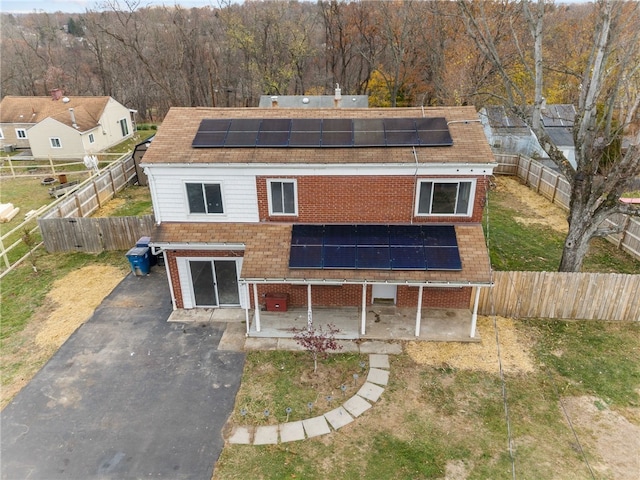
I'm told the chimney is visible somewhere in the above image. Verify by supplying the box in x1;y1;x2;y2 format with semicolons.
334;83;342;108
69;108;78;128
271;96;278;108
51;88;63;101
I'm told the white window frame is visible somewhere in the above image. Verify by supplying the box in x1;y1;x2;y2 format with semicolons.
88;133;95;144
415;179;475;217
267;179;298;216
16;128;27;139
185;181;225;215
0;128;4;139
50;137;62;148
119;118;129;137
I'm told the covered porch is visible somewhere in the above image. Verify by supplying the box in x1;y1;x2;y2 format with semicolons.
246;306;481;342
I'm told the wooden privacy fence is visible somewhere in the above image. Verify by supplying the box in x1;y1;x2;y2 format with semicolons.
478;271;640;321
39;215;156;253
493;153;640;262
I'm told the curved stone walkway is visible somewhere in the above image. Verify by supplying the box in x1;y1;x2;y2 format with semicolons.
227;354;390;445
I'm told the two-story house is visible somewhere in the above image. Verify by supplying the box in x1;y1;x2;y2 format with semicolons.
142;106;496;339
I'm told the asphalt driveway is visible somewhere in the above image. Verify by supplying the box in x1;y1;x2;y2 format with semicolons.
1;269;245;480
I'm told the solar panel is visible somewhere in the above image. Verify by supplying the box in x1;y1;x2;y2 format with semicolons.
390;246;427;269
324;225;358;245
324;246;357;268
291;224;324;245
289;245;323;269
357;225;389;245
425;246;462;270
193;117;453;149
357;246;391;269
390;225;424;246
423;225;457;246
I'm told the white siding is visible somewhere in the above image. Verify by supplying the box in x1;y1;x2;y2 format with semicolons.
148;166;259;223
177;258;194;308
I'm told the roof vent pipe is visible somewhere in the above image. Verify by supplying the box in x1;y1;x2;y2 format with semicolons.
334;83;342;108
271;96;278;107
69;108;78;128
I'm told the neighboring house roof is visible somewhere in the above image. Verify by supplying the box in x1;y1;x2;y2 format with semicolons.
152;222;492;285
0;96;110;132
258;95;369;108
481;105;531;135
541;104;576;148
141;106;494;166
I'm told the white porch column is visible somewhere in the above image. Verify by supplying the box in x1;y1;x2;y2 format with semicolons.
470;286;482;338
360;283;367;335
244;283;250;335
415;285;424;337
253;283;261;332
307;284;313;330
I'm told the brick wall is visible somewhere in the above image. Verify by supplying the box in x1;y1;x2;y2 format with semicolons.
397;286;472;308
257;175;489;223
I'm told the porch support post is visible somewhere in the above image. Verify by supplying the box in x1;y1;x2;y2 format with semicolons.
470;286;482;338
415;285;424;337
253;283;261;332
244;283;250;335
307;283;313;331
360;283;367;335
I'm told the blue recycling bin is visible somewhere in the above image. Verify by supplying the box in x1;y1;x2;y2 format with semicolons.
126;246;151;276
135;236;157;266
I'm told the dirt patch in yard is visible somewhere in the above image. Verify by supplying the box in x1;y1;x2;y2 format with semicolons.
405;315;536;374
494;176;568;233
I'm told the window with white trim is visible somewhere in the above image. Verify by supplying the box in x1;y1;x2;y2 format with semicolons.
0;128;4;139
416;180;474;216
268;179;297;215
186;182;224;214
16;128;27;139
50;137;62;148
88;133;95;144
119;118;129;137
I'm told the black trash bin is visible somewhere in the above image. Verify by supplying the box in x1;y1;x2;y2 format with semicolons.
126;246;151;275
135;236;157;266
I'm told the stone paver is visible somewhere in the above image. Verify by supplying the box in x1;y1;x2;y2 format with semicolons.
324;406;354;430
357;382;385;402
359;341;402;354
367;367;389;386
302;416;331;438
343;395;372;418
253;425;279;445
279;421;306;443
228;426;252;444
368;354;390;369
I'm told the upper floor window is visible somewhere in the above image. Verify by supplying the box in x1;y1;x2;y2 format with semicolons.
88;133;95;144
416;180;474;216
268;179;297;215
186;182;223;214
50;137;62;148
119;118;129;137
16;128;27;139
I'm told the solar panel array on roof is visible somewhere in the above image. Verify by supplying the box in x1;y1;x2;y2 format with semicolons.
289;224;462;271
191;118;453;148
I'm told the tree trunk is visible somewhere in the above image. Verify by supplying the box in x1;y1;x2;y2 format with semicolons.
558;226;592;272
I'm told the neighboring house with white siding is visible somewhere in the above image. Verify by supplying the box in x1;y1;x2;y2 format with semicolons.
0;92;135;158
142;106;496;339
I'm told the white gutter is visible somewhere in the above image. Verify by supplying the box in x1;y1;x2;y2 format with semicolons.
149;242;245;254
240;278;493;288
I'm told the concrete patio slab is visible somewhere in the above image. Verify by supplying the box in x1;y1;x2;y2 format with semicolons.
210;308;245;322
228;426;252;444
302;416;331;438
218;323;246;351
359;341;403;354
279;421;306;443
367;367;390;386
357;382;385;402
253;425;279;445
167;308;214;323
343;395;372;418
244;337;279;351
324;406;354;430
369;354;390;369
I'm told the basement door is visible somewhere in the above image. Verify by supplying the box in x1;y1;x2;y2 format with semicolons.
188;259;240;307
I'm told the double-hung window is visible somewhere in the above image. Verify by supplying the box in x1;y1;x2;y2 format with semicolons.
186;182;223;214
119;118;129;137
16;128;27;139
268;179;297;215
88;133;95;144
50;137;62;148
416;180;474;216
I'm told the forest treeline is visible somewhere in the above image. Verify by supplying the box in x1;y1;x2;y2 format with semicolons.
0;1;603;121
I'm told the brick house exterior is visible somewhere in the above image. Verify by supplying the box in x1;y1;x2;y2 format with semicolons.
142;106;495;338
